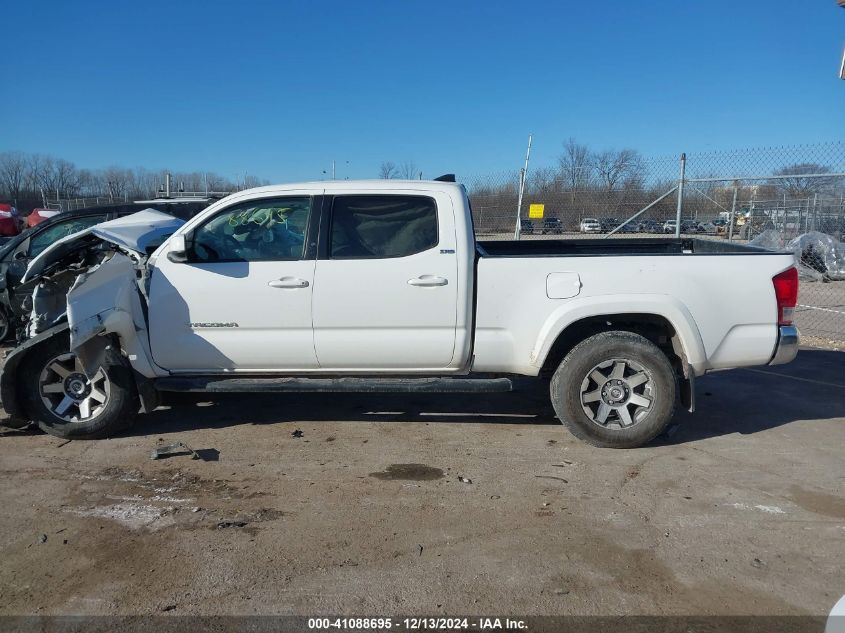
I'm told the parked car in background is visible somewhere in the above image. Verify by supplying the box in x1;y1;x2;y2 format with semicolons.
698;221;717;234
580;218;601;233
599;218;621;233
0;204;21;238
638;219;663;233
681;220;702;234
26;209;60;228
663;220;678;234
541;217;564;234
520;219;535;235
615;220;639;233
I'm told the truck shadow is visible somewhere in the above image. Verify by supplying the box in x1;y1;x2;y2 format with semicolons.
657;348;845;445
127;349;844;445
137;381;562;432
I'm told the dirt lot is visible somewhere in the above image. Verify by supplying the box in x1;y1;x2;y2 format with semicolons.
796;280;845;344
0;348;843;619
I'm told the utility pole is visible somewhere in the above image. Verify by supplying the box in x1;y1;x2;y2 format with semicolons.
514;134;533;240
674;153;686;238
728;186;738;241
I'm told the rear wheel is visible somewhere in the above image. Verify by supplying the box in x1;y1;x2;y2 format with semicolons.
550;331;676;448
20;335;138;439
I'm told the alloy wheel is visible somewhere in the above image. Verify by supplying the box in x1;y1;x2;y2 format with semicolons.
579;358;654;430
38;353;110;423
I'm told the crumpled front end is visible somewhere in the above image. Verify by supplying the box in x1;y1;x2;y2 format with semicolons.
18;210;184;376
64;252;158;379
0;212;180;422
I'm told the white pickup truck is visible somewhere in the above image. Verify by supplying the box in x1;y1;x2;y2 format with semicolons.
0;178;799;447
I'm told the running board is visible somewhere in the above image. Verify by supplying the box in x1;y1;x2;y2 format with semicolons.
154;376;513;394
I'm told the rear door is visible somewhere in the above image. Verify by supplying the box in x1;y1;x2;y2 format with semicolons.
312;192;459;370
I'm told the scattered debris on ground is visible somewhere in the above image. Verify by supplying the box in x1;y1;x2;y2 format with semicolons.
150;442;199;460
370;464;444;481
535;475;568;483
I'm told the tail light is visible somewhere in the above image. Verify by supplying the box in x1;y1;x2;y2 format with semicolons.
772;267;798;326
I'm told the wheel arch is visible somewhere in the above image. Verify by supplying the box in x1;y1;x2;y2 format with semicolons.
0;323;71;423
1;326;156;426
534;297;706;382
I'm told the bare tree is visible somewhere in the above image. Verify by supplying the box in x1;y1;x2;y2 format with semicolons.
27;155;83;198
379;161;397;179
592;148;644;191
99;166;134;199
0;151;28;205
398;160;418;180
771;163;842;198
528;166;558;196
557;138;592;190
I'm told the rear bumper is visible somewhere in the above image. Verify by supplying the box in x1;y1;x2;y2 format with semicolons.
769;325;799;365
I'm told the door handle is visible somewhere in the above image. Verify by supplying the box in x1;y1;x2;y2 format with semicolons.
407;275;448;287
268;277;309;289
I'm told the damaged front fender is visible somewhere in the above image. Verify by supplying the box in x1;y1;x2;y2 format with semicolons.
65;252;158;379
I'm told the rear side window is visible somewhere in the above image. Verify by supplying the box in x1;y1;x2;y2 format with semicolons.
329;195;438;259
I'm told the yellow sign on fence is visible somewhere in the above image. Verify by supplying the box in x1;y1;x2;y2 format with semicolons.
529;203;545;219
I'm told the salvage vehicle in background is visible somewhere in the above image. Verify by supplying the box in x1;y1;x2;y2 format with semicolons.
26;208;60;228
0;179;799;448
0;204;21;238
0;199;212;342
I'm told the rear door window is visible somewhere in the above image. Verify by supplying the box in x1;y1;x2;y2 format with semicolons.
329;195;438;259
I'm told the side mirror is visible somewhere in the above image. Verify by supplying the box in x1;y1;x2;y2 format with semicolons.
167;234;189;263
13;250;27;261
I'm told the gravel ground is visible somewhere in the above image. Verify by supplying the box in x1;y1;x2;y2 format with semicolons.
0;349;843;618
796;280;845;343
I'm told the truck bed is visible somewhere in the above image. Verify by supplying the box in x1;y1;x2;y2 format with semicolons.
476;237;782;258
472;237;796;376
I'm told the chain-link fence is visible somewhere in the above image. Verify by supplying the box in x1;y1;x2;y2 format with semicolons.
464;142;845;344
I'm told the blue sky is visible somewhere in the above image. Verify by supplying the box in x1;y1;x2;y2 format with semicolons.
1;0;842;182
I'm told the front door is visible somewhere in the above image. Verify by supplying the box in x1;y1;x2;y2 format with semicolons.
312;193;458;370
149;196;319;372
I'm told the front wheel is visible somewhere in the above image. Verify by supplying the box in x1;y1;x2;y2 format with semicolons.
20;335;139;439
550;331;677;448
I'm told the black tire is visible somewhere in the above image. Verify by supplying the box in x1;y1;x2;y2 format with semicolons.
550;330;676;448
20;335;139;439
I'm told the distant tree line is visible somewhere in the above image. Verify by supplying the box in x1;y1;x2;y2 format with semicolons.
461;138;844;232
0;150;269;213
379;161;420;180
